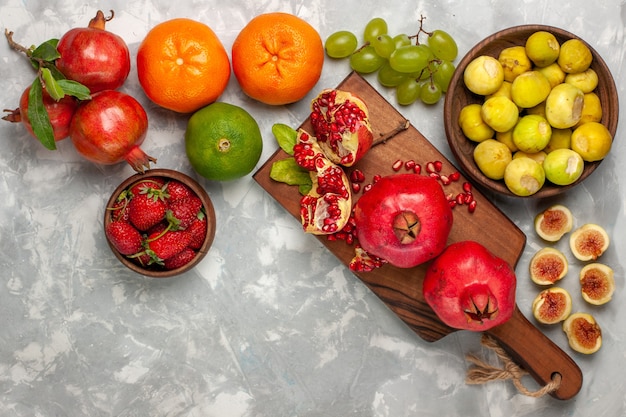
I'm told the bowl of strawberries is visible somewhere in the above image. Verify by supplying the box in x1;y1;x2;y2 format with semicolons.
104;169;216;277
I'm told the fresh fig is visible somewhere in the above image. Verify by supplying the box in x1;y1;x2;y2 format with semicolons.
532;287;572;325
534;204;573;242
579;263;615;305
562;312;602;354
529;247;568;286
353;173;453;269
423;240;517;331
569;223;609;261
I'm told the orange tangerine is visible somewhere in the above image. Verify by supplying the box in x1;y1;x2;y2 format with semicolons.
136;18;230;113
231;12;324;105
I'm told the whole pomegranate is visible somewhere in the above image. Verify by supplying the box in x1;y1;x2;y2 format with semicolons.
69;90;155;172
3;86;78;143
423;240;517;331
310;89;373;167
56;10;130;93
353;173;453;268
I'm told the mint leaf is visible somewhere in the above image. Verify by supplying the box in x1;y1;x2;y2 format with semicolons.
57;79;91;100
27;79;56;150
270;157;312;195
272;123;298;155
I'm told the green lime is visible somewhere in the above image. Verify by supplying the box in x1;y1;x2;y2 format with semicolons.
185;102;263;181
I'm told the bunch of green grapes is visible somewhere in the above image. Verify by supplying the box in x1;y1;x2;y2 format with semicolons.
325;16;458;105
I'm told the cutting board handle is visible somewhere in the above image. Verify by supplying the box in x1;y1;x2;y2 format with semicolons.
487;306;582;400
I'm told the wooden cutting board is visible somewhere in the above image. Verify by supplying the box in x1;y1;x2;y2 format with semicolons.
253;72;582;400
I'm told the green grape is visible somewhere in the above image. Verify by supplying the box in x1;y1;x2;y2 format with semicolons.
371;34;395;58
432;60;456;92
378;62;408;87
364;17;388;43
420;81;443;104
325;31;358;58
392;33;411;49
396;78;421;106
389;45;429;73
350;45;386;74
427;29;458;62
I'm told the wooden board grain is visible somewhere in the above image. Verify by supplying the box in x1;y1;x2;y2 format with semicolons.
253;72;582;400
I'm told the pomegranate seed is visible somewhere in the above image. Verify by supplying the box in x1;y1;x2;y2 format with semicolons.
350;169;365;183
429;172;440;180
456;193;465;205
405;160;416;171
464;193;474;204
440;175;451;185
449;171;461;182
434;161;443;172
468;200;477;213
352;183;361;193
463;182;472;193
413;164;421;175
345;234;354;245
449;200;457;209
372;174;382;183
392;159;403;171
446;193;454;201
426;162;436;173
363;183;372;193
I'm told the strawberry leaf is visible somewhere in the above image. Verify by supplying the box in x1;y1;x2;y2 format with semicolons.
27;79;56;150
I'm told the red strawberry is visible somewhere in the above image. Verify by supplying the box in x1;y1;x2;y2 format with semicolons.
164;248;197;270
108;190;131;222
167;196;203;230
146;229;192;262
165;180;193;202
128;177;166;197
188;215;207;250
105;221;143;255
128;191;167;231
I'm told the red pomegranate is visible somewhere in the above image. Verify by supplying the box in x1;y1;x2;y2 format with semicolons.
3;86;78;144
56;10;130;93
423;240;517;331
310;89;373;167
353;173;453;268
69;90;155;172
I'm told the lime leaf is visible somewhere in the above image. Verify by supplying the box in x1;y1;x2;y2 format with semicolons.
272;123;298;155
41;68;65;101
27;79;56;150
270;157;312;191
57;79;91;100
31;39;60;62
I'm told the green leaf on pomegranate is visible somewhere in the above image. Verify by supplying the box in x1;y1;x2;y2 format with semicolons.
41;68;65;101
272;123;298;155
270;157;312;195
27;78;56;151
56;79;91;100
30;39;60;62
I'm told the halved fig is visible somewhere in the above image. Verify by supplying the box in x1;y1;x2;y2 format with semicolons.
569;223;610;261
532;287;572;324
534;204;573;242
310;89;374;167
562;312;602;354
580;263;615;305
529;247;568;285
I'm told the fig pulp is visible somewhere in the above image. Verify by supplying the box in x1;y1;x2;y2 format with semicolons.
532;287;572;324
353;173;452;269
579;263;615;305
534;204;573;242
569;223;609;261
529;247;568;286
423;240;517;331
562;312;602;354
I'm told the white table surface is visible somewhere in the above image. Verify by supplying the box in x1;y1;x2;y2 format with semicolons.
0;0;623;416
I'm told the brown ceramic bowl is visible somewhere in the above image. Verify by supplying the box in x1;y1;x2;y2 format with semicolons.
444;24;618;198
104;169;216;278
